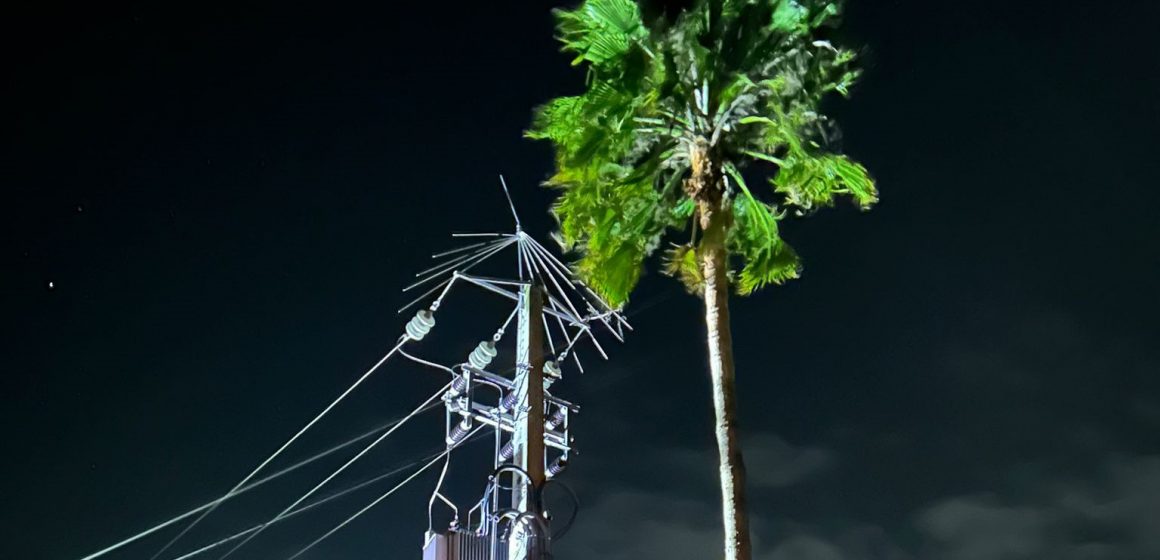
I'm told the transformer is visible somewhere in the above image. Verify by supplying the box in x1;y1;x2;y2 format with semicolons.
423;531;501;560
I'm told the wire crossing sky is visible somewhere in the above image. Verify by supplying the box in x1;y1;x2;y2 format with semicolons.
75;414;427;560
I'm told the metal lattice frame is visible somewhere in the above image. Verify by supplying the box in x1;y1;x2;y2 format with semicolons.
402;179;627;557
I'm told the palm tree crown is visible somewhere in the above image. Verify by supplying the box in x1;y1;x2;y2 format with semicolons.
528;0;877;305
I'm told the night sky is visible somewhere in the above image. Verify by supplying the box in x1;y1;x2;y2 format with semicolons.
4;2;1159;559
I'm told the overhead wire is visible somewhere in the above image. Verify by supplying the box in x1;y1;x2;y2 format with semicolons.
215;382;452;560
164;446;450;560
285;426;487;560
78;414;429;560
539;479;580;541
398;348;457;376
78;338;414;560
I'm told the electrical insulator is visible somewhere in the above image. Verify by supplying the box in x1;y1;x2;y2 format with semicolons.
544;360;561;379
545;407;567;431
500;389;519;411
546;457;568;478
498;441;514;462
405;309;436;340
447;419;471;445
543;360;562;391
467;340;497;370
449;373;468;395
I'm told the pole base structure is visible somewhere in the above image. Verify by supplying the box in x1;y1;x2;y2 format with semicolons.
423;530;502;560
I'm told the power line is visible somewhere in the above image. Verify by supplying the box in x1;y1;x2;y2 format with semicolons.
86;414;425;559
286;426;486;560
215;382;451;560
141;337;413;560
76;353;415;560
164;445;453;560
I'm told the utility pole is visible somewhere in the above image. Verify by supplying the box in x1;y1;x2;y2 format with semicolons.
509;282;546;560
415;196;627;560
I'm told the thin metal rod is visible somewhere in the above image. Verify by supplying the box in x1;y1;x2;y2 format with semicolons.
523;236;624;340
545;291;587;372
415;237;510;279
517;227;525;281
525;235;633;331
524;244;610;359
431;239;494;259
412;238;512;289
524;239;623;350
398;275;456;315
542;313;557;356
403;237;515;294
410;236;515;289
453;273;531;288
521;235;587;328
518;240;558;354
516;236;538;280
457;274;520;301
547;296;584;373
457;275;582;327
556;332;582;365
499;175;521;230
499;304;520;335
284;426;486;560
215;383;451;560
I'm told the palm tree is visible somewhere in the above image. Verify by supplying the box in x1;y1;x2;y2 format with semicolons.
527;0;876;558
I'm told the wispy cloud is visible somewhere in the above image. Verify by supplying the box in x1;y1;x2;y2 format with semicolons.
913;454;1160;560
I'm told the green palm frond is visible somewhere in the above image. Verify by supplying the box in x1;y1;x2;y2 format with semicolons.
662;243;704;294
551;166;668;305
530;0;875;303
724;162;801;294
771;0;810;32
773;152;878;212
555;0;648;68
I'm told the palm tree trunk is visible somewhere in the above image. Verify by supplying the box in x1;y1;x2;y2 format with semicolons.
691;140;752;560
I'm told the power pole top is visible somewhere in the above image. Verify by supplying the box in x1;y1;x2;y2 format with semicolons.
413;191;628;560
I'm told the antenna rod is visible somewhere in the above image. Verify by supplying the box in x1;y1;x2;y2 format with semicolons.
499;175;521;230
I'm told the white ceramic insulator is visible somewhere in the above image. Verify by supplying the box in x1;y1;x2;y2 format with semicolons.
468;340;497;370
544;360;561;378
405;309;436;340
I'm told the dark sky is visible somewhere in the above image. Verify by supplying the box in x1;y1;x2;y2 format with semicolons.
4;2;1159;559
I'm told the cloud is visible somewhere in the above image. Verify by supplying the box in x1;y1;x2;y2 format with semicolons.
913;455;1160;560
559;489;722;560
916;495;1049;559
745;433;836;489
659;432;836;491
554;431;913;560
767;535;846;560
556;431;841;560
557;308;1160;560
